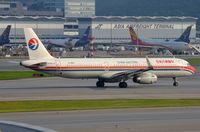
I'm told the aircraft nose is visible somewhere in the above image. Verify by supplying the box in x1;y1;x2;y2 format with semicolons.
190;66;196;74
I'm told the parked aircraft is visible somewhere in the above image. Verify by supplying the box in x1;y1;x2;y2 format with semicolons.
0;25;11;46
129;25;192;53
20;28;196;88
45;26;91;50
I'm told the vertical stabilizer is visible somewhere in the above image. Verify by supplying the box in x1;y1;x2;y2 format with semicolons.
0;25;11;44
175;25;192;43
80;26;91;41
129;27;143;45
24;28;54;60
75;26;91;47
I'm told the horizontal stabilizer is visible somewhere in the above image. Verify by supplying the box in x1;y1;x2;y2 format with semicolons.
20;60;47;67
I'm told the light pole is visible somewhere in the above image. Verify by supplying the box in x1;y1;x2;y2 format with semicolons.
14;0;16;45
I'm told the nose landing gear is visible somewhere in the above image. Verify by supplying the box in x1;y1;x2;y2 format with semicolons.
96;81;105;88
173;77;179;87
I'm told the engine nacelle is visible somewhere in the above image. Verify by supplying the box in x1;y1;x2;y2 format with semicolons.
133;73;158;84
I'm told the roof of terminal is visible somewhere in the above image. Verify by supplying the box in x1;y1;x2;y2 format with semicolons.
80;16;198;21
0;16;65;21
0;16;197;21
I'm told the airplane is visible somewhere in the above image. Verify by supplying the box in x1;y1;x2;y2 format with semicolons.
129;25;192;53
0;25;11;46
45;26;91;51
20;28;196;88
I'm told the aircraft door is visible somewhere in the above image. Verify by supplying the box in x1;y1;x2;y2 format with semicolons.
55;59;62;75
104;61;110;71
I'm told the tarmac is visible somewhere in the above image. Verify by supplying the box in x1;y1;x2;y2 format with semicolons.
0;59;28;71
0;58;200;132
0;73;200;101
1;107;200;132
0;121;56;132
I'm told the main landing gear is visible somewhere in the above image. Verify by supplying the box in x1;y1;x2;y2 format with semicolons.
119;82;128;88
96;81;105;88
173;77;179;87
96;80;128;88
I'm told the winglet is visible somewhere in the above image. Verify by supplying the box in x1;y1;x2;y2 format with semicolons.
146;56;153;69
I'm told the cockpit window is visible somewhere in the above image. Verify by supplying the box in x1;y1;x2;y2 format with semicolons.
186;62;191;66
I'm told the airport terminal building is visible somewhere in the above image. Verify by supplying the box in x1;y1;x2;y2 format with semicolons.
78;16;197;44
0;16;66;44
0;16;197;44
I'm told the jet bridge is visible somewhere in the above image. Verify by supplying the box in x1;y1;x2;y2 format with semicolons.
189;44;200;54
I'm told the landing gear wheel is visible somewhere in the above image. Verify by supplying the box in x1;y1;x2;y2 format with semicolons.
173;82;179;87
119;82;128;88
173;77;179;87
96;81;105;88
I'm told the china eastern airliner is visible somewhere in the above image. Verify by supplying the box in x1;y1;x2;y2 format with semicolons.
20;28;196;88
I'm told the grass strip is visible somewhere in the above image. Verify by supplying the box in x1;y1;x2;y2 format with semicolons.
186;58;200;65
0;99;200;113
0;71;52;80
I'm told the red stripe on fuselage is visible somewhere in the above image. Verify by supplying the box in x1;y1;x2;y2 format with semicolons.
30;65;196;74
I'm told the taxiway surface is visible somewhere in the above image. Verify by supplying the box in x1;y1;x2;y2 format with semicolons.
0;59;200;132
1;107;200;132
0;74;200;101
0;59;28;71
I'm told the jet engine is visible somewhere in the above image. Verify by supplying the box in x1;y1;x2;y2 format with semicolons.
133;73;157;84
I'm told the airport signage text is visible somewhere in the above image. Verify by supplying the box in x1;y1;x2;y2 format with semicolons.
94;24;175;30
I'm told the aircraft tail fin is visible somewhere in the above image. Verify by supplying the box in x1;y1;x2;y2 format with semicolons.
24;28;54;60
0;25;11;43
175;25;192;43
129;27;143;45
80;26;91;41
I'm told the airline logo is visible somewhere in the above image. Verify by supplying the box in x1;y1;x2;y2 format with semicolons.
129;27;138;41
129;27;143;44
28;38;39;50
156;60;174;64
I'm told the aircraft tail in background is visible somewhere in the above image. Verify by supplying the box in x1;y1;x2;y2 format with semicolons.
175;25;192;43
79;26;91;41
0;25;11;45
74;26;91;47
129;27;144;45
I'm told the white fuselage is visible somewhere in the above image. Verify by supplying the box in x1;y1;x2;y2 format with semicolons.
22;28;195;87
27;58;195;79
43;38;79;48
143;38;189;51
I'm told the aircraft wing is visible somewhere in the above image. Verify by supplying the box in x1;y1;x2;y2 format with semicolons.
107;68;153;80
99;57;153;81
